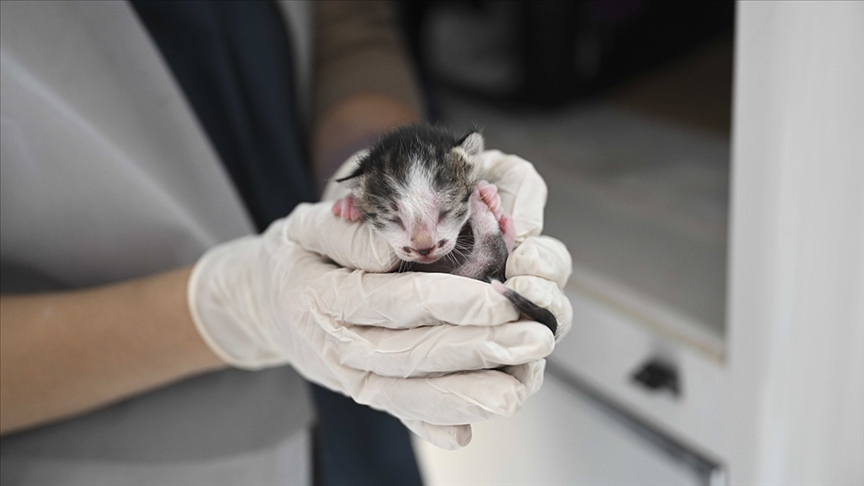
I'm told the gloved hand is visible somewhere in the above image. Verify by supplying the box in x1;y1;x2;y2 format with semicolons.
189;201;555;450
323;149;574;340
319;148;574;445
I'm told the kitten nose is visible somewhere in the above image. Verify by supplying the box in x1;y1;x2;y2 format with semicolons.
410;230;434;250
415;247;434;256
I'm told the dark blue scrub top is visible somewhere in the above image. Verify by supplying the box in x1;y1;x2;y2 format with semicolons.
131;3;424;485
133;0;315;232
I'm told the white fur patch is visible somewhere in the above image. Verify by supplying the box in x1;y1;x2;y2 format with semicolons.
380;158;469;262
402;161;440;228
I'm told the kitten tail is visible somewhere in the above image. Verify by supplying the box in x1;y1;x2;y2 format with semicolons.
491;280;558;336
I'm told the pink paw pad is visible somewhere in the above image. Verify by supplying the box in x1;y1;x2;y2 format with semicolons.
476;180;503;220
332;196;362;222
476;180;515;250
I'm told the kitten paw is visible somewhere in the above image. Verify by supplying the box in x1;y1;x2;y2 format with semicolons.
476;180;503;220
332;195;362;222
468;187;500;236
476;180;515;251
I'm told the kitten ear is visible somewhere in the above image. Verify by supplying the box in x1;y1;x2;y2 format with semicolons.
330;148;370;188
457;131;485;157
334;166;365;188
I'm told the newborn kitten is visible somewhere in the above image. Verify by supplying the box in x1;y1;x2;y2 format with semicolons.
333;125;557;335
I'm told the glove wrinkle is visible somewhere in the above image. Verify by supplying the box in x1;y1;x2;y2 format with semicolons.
334;322;553;378
423;371;524;419
506;236;572;288
501;360;546;396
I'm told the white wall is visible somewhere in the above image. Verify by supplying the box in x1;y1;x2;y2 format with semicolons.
727;1;864;484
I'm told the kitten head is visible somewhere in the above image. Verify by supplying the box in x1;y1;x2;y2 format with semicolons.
339;127;484;264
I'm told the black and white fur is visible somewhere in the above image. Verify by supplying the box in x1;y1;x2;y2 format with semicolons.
335;125;557;335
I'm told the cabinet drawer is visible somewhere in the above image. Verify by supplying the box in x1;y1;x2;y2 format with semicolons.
549;275;729;465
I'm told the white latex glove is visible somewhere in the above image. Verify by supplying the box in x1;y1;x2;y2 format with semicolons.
189;201;555;450
323;149;574;340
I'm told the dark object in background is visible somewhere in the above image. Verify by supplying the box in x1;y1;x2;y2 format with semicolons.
399;0;734;107
631;359;681;397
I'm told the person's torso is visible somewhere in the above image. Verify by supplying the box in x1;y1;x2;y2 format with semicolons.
0;2;313;484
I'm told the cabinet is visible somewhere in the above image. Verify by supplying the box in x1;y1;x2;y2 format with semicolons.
549;2;863;484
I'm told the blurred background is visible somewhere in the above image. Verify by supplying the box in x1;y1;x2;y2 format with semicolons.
2;1;859;485
393;1;863;485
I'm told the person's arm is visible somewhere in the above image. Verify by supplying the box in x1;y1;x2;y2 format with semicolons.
0;268;226;436
310;0;424;187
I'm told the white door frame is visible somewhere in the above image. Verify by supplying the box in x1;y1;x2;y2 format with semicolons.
727;1;864;483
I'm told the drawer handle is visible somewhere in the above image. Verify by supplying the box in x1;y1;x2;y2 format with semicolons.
631;359;680;397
